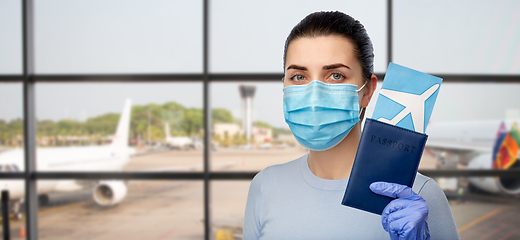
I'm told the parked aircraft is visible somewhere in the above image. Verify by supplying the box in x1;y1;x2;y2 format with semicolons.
0;99;134;219
164;123;202;150
426;119;520;195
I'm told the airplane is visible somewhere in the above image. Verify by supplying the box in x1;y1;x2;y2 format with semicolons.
0;99;134;219
377;84;440;133
164;123;202;150
0;100;236;219
425;119;520;196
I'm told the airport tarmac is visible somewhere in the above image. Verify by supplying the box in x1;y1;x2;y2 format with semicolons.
2;147;520;239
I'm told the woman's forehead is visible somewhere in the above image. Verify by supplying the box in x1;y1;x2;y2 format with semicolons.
285;35;360;69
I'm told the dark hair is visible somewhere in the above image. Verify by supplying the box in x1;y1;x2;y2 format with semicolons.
283;11;374;82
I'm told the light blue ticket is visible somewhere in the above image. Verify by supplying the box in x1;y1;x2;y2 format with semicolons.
372;63;443;134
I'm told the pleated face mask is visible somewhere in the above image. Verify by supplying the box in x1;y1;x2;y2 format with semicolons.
283;80;365;151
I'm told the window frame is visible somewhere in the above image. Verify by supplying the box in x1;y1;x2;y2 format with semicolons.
0;0;519;239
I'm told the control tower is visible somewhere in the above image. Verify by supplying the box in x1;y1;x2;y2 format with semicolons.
239;85;256;143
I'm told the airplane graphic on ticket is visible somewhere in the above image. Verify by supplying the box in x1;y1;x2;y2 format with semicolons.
372;63;443;134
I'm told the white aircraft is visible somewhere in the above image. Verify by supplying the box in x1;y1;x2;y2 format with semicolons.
164;123;199;150
0;99;134;218
425;119;520;196
0;100;236;219
378;84;440;133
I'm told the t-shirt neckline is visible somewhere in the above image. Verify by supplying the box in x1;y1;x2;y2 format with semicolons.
300;153;349;191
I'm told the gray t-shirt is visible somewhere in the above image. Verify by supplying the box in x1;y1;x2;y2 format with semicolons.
243;153;460;240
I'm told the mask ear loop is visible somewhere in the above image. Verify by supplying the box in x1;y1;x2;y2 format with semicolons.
355;81;367;92
356;81;368;120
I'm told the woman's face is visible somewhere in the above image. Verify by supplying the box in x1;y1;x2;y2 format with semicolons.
283;35;366;88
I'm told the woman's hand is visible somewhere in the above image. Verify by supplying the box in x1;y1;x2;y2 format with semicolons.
370;182;430;240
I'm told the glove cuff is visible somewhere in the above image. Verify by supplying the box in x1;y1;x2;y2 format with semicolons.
424;221;430;240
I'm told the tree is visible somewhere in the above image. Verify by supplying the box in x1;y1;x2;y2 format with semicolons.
85;113;120;136
212;108;234;125
1;100;267;147
254;121;271;129
184;108;203;136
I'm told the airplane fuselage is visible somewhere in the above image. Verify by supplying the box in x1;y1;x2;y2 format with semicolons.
0;146;131;199
425;119;520;195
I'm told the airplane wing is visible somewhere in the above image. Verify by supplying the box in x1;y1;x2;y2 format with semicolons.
379;89;418;103
423;119;510;165
425;138;493;166
426;140;491;154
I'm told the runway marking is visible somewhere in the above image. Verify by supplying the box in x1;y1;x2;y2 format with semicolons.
476;213;520;240
498;225;520;240
458;206;506;234
460;207;515;239
156;229;177;240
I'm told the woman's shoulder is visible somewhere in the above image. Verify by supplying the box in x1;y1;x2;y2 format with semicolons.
264;154;307;174
413;173;447;199
413;174;460;239
412;173;432;191
250;153;308;186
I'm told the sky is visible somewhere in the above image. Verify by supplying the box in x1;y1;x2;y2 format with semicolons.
2;81;520;129
1;0;519;128
0;82;289;127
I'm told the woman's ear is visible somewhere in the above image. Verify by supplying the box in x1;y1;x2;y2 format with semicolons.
360;74;378;108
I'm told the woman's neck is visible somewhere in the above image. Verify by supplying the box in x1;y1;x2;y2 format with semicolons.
307;122;362;180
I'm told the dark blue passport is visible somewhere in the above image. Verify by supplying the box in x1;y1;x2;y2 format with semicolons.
341;118;428;215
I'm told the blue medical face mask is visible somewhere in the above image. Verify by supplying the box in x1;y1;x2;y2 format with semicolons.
283;80;366;151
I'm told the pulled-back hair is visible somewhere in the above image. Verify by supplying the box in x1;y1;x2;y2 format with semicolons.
283;11;374;82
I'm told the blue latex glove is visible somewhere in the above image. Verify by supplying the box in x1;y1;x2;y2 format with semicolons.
370;182;430;240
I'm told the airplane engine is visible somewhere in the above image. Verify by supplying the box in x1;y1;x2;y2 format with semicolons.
467;154;500;194
93;181;127;206
467;153;520;195
496;160;520;195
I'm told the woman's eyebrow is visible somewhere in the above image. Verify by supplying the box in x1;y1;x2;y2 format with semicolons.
323;63;351;70
286;65;307;71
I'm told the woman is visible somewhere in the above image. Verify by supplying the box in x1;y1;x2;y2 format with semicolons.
243;11;459;239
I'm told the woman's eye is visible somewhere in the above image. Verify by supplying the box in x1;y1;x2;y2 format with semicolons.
292;75;306;81
330;73;344;81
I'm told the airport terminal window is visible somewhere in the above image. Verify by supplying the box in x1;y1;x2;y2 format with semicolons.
422;81;520;201
209;82;308;172
209;0;388;73
34;82;204;172
0;179;25;239
0;0;22;74
34;0;203;74
211;181;250;238
432;82;520;122
0;164;21;172
36;180;204;240
393;0;520;75
366;80;520;168
0;83;24;170
2;1;520;239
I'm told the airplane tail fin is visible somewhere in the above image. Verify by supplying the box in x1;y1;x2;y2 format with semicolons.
165;122;171;139
111;99;132;148
492;121;507;162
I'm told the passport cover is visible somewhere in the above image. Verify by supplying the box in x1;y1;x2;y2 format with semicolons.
371;63;442;134
341;118;428;215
